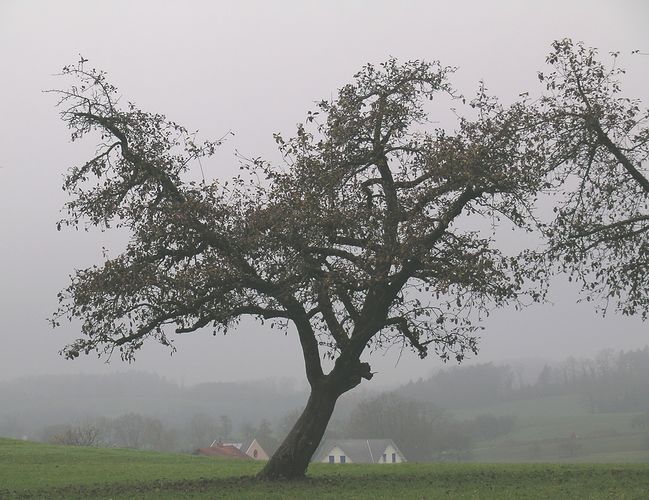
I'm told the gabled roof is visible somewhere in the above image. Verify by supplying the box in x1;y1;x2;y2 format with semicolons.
211;440;243;449
312;439;405;463
208;438;270;459
240;440;254;454
196;444;251;460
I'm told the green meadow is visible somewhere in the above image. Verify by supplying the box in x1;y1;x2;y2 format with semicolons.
2;437;649;499
452;394;649;464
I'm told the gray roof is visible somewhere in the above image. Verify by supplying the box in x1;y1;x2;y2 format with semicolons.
312;438;405;463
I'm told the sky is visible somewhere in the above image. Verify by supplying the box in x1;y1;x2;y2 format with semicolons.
0;0;647;387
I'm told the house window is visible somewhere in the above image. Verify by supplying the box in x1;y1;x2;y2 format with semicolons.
382;453;386;462
340;455;346;464
253;449;258;458
392;453;396;463
328;455;335;464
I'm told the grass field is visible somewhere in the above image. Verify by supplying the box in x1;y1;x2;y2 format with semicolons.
451;394;649;464
2;438;649;499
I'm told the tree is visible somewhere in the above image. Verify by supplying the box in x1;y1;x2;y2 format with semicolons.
188;413;219;450
346;392;449;461
239;421;257;444
111;412;162;449
401;362;516;409
111;413;145;449
537;39;649;319
219;414;232;441
255;418;279;455
46;423;101;447
50;57;548;479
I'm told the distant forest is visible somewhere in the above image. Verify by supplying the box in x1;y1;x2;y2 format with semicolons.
401;346;649;413
2;347;649;460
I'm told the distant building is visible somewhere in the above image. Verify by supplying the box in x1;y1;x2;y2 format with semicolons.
206;438;270;461
196;443;251;459
312;439;406;464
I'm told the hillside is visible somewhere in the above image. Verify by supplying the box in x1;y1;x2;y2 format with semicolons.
0;372;306;439
451;394;649;463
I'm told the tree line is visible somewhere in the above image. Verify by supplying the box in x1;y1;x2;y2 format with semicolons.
29;393;512;462
39;411;280;453
5;347;648;460
401;347;649;414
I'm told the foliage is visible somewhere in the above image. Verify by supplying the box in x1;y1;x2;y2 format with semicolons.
397;347;649;415
49;56;549;478
530;347;649;412
345;392;472;460
254;418;279;454
0;372;304;449
236;418;281;455
468;414;515;440
189;413;221;450
48;40;647;476
401;362;516;409
45;424;100;447
344;392;515;460
50;57;545;370
111;412;174;450
40;413;175;451
536;39;649;319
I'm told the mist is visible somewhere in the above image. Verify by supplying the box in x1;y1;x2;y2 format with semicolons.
1;0;647;393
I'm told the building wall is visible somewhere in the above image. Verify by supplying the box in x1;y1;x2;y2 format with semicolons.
381;444;404;463
245;439;269;460
318;441;405;464
320;445;351;463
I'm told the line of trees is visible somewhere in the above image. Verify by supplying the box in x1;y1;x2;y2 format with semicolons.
42;413;176;450
343;392;513;461
400;347;649;414
14;347;649;459
530;347;649;412
0;372;305;443
37;412;282;453
402;363;516;410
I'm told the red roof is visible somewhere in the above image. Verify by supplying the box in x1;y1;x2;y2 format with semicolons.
197;444;251;460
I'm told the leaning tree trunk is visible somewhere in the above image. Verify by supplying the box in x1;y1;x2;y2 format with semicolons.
257;359;373;480
257;382;340;480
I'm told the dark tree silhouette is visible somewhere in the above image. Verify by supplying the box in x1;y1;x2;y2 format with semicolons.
50;55;564;479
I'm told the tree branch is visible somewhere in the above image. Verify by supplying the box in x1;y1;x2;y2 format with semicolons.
590;120;649;193
385;316;429;358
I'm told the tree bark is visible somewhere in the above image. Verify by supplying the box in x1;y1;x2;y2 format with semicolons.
257;382;340;480
257;359;373;480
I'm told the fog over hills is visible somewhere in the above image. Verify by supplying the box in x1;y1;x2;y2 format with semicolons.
0;3;646;403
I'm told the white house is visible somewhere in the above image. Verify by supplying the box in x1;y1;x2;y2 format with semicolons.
312;439;406;464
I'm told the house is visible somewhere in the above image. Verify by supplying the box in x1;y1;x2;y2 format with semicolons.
208;438;270;461
312;439;406;464
196;443;251;459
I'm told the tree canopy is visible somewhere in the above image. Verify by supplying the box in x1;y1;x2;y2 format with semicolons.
50;40;646;478
537;40;649;318
51;59;543;367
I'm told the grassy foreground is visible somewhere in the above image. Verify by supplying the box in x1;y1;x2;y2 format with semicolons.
2;438;649;499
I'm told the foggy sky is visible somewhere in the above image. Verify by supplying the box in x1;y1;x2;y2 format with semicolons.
1;0;647;387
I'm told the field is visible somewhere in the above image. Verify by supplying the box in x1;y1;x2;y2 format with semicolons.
2;438;649;499
452;395;649;464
